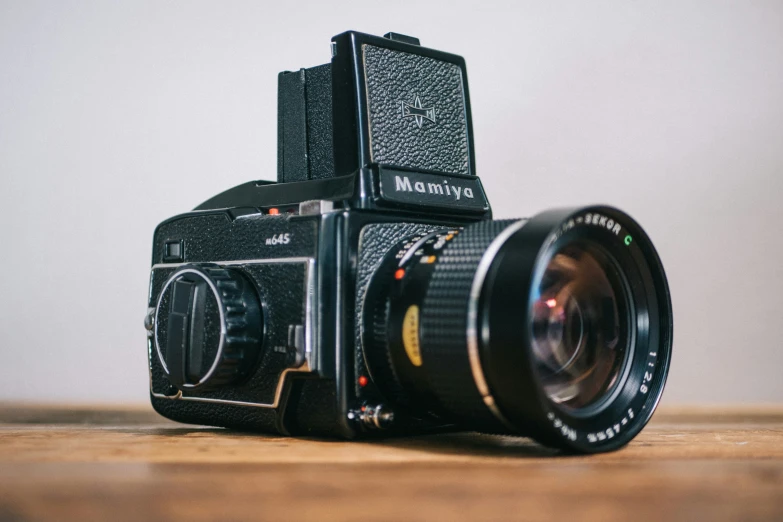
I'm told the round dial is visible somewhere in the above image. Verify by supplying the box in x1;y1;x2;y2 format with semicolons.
154;265;263;390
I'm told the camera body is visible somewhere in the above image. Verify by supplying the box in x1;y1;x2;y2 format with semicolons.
147;31;490;437
147;31;673;452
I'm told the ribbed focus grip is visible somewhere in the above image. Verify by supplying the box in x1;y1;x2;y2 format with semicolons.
419;219;522;431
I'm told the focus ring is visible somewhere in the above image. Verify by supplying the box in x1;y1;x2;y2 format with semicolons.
419;219;519;431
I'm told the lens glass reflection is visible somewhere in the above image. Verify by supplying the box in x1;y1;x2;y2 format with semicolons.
531;241;630;410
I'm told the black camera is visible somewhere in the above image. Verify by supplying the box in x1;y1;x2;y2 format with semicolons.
145;31;672;453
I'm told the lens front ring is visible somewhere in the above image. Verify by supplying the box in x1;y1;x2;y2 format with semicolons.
477;206;672;452
465;219;528;430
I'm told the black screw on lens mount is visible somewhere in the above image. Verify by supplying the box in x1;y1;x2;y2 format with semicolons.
363;206;673;453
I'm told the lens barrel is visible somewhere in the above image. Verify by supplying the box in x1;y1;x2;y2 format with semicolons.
363;206;672;453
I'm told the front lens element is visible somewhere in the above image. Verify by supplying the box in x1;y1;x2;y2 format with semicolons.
531;241;629;410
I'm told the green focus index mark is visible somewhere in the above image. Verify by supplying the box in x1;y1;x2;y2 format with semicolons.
624;235;633;246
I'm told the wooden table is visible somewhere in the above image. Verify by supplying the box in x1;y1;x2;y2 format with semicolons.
0;405;781;521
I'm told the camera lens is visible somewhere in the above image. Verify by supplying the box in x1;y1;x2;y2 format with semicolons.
363;206;672;453
531;241;630;411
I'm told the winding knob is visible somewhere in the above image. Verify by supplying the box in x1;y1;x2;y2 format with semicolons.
153;265;263;390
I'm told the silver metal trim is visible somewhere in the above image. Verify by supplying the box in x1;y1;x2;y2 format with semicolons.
372;405;384;429
466;219;529;429
299;200;335;216
304;259;316;368
144;307;155;337
151;364;311;409
151;256;314;270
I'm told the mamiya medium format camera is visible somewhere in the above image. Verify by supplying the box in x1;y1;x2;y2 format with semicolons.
145;31;672;453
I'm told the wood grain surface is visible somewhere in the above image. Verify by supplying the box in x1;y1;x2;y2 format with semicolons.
0;404;781;521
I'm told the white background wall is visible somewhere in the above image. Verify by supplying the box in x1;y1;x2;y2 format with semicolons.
1;1;781;404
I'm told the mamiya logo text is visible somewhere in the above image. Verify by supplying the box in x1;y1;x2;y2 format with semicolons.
379;169;486;210
394;175;474;200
